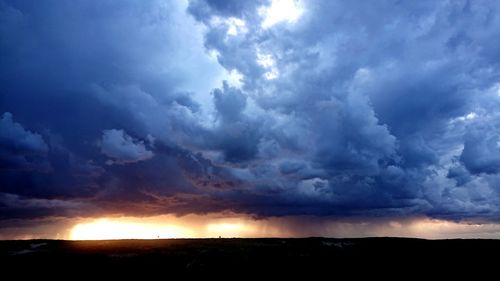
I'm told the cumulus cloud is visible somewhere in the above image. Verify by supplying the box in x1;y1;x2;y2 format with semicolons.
1;0;500;224
0;112;49;170
100;129;154;165
460;117;500;175
213;82;247;122
185;0;500;219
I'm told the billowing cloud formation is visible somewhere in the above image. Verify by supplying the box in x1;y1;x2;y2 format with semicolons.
100;129;154;165
1;0;500;225
0;112;49;170
461;120;500;175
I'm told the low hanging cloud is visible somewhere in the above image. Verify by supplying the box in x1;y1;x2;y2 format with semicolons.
100;129;154;165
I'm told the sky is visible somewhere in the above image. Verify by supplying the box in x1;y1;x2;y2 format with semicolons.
1;0;500;239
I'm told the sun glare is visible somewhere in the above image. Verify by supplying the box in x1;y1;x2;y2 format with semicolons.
70;219;193;240
68;216;265;240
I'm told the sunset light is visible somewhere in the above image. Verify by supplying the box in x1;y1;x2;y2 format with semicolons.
67;215;271;240
2;0;500;275
70;219;193;240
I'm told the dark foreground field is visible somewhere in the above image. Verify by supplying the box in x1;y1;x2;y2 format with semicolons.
1;238;499;276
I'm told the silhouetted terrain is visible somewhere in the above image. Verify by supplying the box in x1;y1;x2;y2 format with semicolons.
1;238;498;277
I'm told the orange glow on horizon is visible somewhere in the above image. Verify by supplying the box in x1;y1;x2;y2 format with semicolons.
68;215;274;240
70;219;194;240
34;215;500;241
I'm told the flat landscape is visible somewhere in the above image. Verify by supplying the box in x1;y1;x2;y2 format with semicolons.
1;238;499;276
2;2;500;279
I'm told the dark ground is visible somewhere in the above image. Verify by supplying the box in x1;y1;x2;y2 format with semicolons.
1;238;498;277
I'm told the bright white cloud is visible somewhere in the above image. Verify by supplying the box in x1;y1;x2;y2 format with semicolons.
226;69;244;88
256;52;275;68
454;112;478;123
263;70;279;80
210;16;248;37
226;17;248;36
256;50;279;80
259;0;304;29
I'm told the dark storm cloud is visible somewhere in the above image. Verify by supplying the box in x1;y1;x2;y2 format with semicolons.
1;0;500;222
100;129;154;165
0;0;224;212
213;82;247;123
206;82;263;163
461;121;500;175
0;112;49;171
185;0;500;220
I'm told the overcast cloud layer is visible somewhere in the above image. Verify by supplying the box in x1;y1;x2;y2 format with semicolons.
1;0;500;224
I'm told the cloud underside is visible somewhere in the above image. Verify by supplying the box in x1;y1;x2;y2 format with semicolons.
1;0;500;223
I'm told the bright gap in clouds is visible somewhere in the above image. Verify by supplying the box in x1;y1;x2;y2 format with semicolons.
62;215;500;240
256;49;279;80
2;215;500;240
226;69;244;88
260;0;304;29
68;216;269;240
226;17;247;36
70;219;194;240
